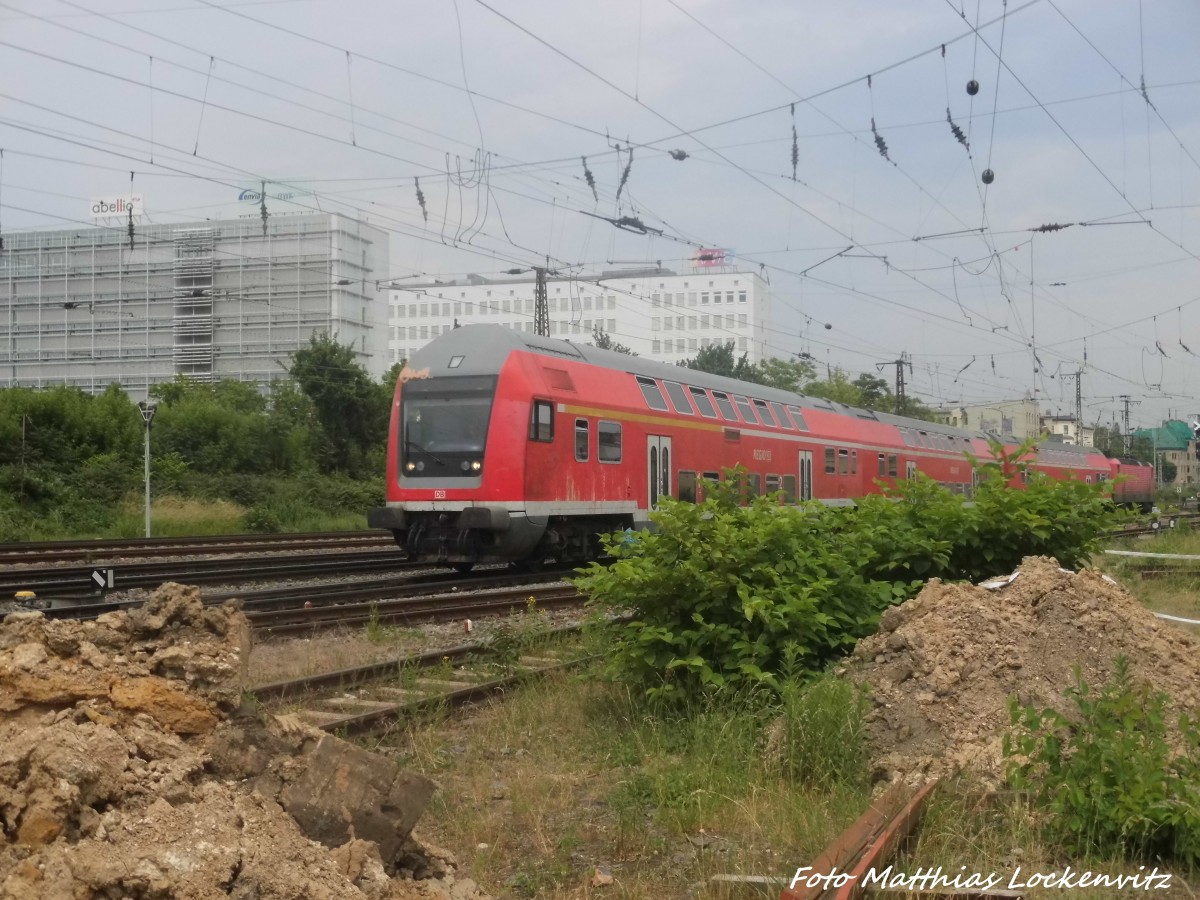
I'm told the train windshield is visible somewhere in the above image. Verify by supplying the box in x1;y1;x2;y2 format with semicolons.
401;375;498;473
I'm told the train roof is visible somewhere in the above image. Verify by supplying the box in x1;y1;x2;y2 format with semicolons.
407;325;1096;458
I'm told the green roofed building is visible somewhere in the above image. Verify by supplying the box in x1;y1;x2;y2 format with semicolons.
1131;420;1200;486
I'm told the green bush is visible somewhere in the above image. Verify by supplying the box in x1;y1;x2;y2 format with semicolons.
242;506;283;534
575;472;907;703
576;444;1122;703
1004;657;1200;865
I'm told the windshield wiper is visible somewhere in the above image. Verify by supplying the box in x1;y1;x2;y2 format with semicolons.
405;440;445;466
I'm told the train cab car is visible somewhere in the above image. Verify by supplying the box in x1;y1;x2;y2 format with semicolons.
369;325;1116;568
1109;457;1155;511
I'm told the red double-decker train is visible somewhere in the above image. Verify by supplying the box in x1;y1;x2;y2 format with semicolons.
367;325;1153;568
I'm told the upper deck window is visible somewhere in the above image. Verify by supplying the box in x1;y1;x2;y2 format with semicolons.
662;381;694;415
711;391;737;420
636;376;669;411
752;399;777;426
688;387;718;418
768;401;790;429
786;406;809;431
732;395;757;424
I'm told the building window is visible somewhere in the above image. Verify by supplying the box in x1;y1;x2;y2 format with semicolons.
652;340;661;352
598;421;622;462
575;418;589;462
739;292;747;303
701;292;709;304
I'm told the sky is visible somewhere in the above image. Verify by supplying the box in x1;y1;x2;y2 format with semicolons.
2;0;1200;431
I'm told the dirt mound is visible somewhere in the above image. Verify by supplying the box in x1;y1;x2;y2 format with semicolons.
850;556;1200;784
0;582;490;900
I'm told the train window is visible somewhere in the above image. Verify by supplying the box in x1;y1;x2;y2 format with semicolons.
765;474;781;496
916;432;929;448
688;387;718;418
746;473;761;497
838;449;849;475
769;402;790;429
752;399;777;426
888;455;898;477
711;390;737;420
636;376;669;411
878;454;886;477
825;448;836;474
598;421;622;462
700;471;721;501
781;474;797;503
732;395;757;423
786;406;810;431
851;450;858;474
575;418;589;462
678;471;698;503
662;381;694;414
530;400;554;442
901;429;915;447
448;355;465;369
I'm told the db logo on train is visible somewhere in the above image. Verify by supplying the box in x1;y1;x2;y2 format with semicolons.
434;490;446;499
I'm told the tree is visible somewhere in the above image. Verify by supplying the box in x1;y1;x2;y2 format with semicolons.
755;357;815;393
852;373;891;409
680;342;761;383
591;329;637;356
804;367;862;406
289;334;387;475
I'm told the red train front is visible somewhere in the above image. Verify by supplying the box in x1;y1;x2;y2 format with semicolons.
368;325;1118;569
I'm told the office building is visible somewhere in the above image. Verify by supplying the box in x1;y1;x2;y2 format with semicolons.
0;212;389;394
388;265;770;366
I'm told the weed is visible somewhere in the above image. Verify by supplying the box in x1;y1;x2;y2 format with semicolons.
1005;656;1200;865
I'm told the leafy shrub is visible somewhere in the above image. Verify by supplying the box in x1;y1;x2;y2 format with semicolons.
577;445;1122;703
1004;657;1200;865
575;472;908;703
242;506;283;534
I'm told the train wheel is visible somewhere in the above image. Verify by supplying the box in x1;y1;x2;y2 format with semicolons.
450;562;475;574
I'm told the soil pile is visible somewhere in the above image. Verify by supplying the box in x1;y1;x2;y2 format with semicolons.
850;556;1200;784
0;583;490;900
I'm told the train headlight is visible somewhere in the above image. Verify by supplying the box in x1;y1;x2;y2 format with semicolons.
460;461;470;472
416;460;425;472
471;460;482;471
405;461;416;472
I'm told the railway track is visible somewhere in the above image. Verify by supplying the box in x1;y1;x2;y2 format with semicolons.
250;583;583;637
255;626;586;736
1;549;416;601
0;530;392;566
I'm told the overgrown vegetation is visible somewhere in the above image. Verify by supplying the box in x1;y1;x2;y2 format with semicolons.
0;335;396;539
1004;657;1200;866
576;441;1124;703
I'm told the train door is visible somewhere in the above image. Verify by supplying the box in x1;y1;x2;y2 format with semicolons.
646;436;673;510
798;450;813;500
907;461;918;480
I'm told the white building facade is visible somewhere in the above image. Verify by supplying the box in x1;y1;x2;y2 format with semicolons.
388;267;770;366
0;213;390;395
1040;414;1095;446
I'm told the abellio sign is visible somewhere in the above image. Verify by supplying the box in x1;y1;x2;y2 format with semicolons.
90;195;143;220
